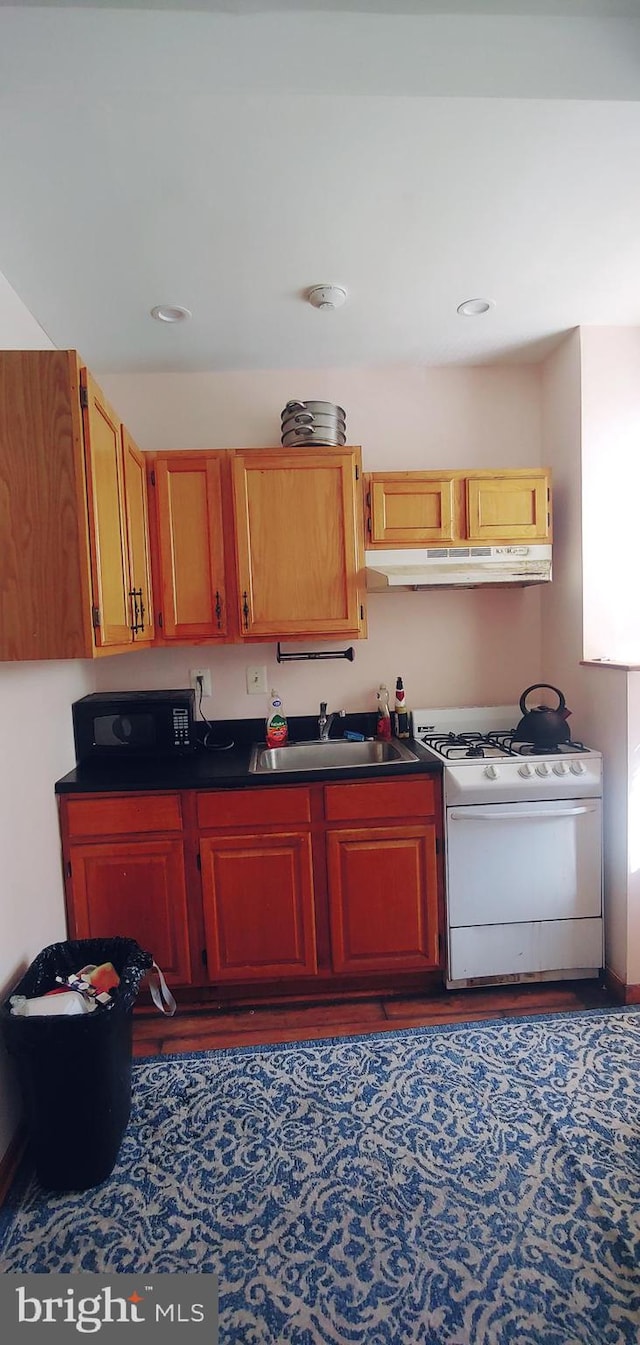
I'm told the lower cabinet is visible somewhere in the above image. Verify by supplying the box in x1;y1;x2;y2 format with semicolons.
324;778;440;974
59;774;443;1000
66;836;192;985
200;832;317;980
327;824;439;973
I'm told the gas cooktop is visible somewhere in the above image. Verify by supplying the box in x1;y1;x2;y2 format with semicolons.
412;705;600;766
415;730;592;762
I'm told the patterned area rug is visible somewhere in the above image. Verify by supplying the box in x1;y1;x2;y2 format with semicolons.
2;1009;640;1343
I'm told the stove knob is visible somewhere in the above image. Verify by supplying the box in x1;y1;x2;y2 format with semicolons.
535;763;550;777
570;760;586;775
518;763;533;778
484;764;499;780
553;762;569;776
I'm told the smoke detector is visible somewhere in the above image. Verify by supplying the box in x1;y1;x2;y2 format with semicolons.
307;285;347;311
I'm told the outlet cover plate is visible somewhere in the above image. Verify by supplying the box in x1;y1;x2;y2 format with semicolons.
190;668;212;697
246;664;268;695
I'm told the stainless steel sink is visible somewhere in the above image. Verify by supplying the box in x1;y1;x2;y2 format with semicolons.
249;737;420;774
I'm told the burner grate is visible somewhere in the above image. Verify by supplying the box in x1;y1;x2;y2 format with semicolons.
419;731;508;761
487;732;590;757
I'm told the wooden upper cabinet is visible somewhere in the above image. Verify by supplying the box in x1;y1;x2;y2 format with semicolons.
0;349;152;661
150;452;233;641
122;428;154;644
368;473;458;546
466;472;550;542
81;370;132;648
0;350;91;659
365;469;551;548
232;446;366;639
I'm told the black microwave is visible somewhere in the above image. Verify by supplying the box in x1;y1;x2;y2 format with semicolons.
72;690;196;762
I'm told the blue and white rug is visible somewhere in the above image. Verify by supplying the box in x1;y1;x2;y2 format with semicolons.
2;1009;640;1344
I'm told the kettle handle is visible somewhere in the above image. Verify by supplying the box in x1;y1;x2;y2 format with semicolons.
519;684;566;714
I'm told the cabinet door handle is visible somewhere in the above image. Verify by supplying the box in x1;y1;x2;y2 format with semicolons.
242;590;249;629
129;588;139;634
129;587;143;635
215;589;222;629
449;805;598;821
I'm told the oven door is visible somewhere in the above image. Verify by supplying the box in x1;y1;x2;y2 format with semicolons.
446;797;603;982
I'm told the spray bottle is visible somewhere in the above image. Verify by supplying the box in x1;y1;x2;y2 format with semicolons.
266;690;288;748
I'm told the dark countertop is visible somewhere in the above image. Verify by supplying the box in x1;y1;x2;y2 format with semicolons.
55;713;441;794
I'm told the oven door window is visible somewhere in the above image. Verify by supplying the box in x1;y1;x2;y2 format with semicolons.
446;797;602;927
92;713;157;749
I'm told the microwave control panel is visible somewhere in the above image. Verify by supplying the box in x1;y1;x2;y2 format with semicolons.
172;708;192;748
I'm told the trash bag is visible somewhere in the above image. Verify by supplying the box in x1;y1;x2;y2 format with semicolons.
0;937;153;1192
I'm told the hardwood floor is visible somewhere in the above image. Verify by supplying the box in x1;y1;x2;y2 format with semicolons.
132;979;615;1058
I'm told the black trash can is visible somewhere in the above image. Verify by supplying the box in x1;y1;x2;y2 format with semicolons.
0;937;152;1192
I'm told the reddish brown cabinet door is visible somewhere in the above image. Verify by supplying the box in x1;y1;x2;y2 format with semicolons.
67;837;192;984
327;824;440;973
200;832;317;981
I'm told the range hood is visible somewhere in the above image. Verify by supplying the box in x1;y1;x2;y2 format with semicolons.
365;544;552;591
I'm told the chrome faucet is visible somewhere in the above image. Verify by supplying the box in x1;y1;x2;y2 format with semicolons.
318;702;346;741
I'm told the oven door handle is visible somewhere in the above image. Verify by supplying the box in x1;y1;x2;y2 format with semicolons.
449;805;598;821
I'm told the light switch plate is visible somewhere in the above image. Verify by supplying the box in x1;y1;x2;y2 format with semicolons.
246;664;268;695
190;668;212;697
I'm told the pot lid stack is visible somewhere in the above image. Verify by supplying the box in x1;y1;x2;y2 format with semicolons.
281;400;346;447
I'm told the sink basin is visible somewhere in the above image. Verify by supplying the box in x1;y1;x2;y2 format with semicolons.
249;738;420;774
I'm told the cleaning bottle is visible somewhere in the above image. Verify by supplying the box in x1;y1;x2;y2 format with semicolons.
266;690;288;748
394;677;410;739
376;684;392;741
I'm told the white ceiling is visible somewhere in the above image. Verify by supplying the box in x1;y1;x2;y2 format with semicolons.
0;5;639;372
2;2;639;12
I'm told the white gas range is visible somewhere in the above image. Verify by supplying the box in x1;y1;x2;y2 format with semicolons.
412;706;604;990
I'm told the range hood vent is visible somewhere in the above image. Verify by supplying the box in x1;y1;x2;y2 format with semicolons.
365;545;552;591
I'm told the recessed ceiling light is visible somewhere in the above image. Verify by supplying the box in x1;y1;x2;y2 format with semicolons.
307;285;347;311
150;305;192;323
457;298;494;317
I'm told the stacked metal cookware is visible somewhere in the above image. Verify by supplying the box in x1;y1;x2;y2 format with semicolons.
280;400;346;447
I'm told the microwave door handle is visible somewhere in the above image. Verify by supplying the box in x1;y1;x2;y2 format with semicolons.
449;805;598;821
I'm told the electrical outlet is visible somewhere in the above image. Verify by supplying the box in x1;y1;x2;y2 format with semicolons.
246;664;268;695
189;668;212;697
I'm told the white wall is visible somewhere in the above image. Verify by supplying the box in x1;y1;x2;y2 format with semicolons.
0;274;94;1164
627;673;640;984
540;327;640;987
539;330;584;715
581;327;640;664
97;364;544;717
578;328;640;986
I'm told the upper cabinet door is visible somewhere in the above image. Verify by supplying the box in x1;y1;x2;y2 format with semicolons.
81;369;132;648
153;453;230;641
233;447;365;639
0;350;93;660
466;471;551;542
122;428;154;644
368;473;458;545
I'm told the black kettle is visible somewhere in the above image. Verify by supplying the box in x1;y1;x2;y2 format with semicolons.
513;684;572;748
